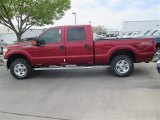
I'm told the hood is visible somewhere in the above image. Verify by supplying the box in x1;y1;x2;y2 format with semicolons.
6;41;33;49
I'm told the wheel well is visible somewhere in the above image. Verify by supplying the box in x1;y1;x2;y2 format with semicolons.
109;50;136;64
7;54;30;69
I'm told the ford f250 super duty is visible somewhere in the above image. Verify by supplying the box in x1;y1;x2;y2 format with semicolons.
3;25;156;79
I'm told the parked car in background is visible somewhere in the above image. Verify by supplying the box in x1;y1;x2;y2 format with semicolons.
0;46;2;54
129;32;141;38
93;33;106;40
156;51;160;73
122;32;132;38
145;29;160;37
152;30;160;36
0;40;7;55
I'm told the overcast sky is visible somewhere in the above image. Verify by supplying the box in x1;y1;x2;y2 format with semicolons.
53;0;160;29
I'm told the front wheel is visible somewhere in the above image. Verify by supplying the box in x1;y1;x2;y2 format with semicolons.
10;59;32;79
110;55;134;77
0;47;2;54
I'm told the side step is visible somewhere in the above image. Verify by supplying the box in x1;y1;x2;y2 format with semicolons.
34;66;94;71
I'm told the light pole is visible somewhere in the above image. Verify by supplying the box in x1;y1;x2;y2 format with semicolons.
72;12;76;25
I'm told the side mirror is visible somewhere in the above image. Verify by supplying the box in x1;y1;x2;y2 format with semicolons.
32;39;46;46
39;40;46;45
32;40;38;46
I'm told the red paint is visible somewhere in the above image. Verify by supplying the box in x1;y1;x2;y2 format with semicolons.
4;25;156;67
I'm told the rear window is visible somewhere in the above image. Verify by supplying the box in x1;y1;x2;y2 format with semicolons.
68;27;86;41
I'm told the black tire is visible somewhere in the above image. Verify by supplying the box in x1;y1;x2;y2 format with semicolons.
10;59;32;79
0;47;2;54
110;55;134;77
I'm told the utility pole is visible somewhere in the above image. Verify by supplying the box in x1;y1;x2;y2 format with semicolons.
72;12;77;25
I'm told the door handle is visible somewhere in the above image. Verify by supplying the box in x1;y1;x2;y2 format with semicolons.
60;45;65;50
84;44;89;49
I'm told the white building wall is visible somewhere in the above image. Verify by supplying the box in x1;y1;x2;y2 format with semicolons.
0;26;15;34
120;20;160;35
0;33;17;44
0;26;43;44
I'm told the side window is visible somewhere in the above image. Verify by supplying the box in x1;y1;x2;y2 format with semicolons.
68;27;86;41
39;28;61;43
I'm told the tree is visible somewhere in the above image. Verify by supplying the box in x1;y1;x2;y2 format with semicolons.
93;25;107;35
0;0;70;42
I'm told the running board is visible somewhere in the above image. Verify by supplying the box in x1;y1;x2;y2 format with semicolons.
34;66;94;71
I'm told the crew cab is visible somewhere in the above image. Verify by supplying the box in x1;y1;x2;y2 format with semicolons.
3;25;156;79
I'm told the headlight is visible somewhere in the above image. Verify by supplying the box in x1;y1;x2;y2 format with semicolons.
3;47;8;56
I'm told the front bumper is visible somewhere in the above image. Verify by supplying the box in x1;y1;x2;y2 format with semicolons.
3;58;7;68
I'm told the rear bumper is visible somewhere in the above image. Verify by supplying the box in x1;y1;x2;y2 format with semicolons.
136;52;155;62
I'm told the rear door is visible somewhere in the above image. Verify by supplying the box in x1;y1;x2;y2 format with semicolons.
32;27;65;66
65;26;94;65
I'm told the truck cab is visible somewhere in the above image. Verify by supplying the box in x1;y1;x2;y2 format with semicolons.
31;25;94;66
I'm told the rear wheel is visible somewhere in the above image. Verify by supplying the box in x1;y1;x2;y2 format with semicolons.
10;59;32;79
110;55;134;77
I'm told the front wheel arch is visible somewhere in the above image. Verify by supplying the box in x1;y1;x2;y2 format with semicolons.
7;54;32;69
109;50;136;65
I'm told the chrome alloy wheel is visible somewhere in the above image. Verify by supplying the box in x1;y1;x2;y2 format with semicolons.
14;63;27;77
115;60;130;74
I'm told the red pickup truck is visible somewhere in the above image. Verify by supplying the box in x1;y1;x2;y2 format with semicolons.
3;25;156;79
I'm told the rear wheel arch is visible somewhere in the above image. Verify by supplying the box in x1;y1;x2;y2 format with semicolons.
109;50;136;64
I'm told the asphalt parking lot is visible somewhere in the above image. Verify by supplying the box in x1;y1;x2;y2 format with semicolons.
0;63;160;120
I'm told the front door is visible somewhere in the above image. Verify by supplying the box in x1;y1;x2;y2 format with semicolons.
32;28;65;66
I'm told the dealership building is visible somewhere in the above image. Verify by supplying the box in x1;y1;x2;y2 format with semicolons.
119;20;160;35
0;26;43;44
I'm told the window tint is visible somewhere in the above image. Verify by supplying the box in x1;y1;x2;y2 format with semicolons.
68;27;86;41
39;29;61;43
